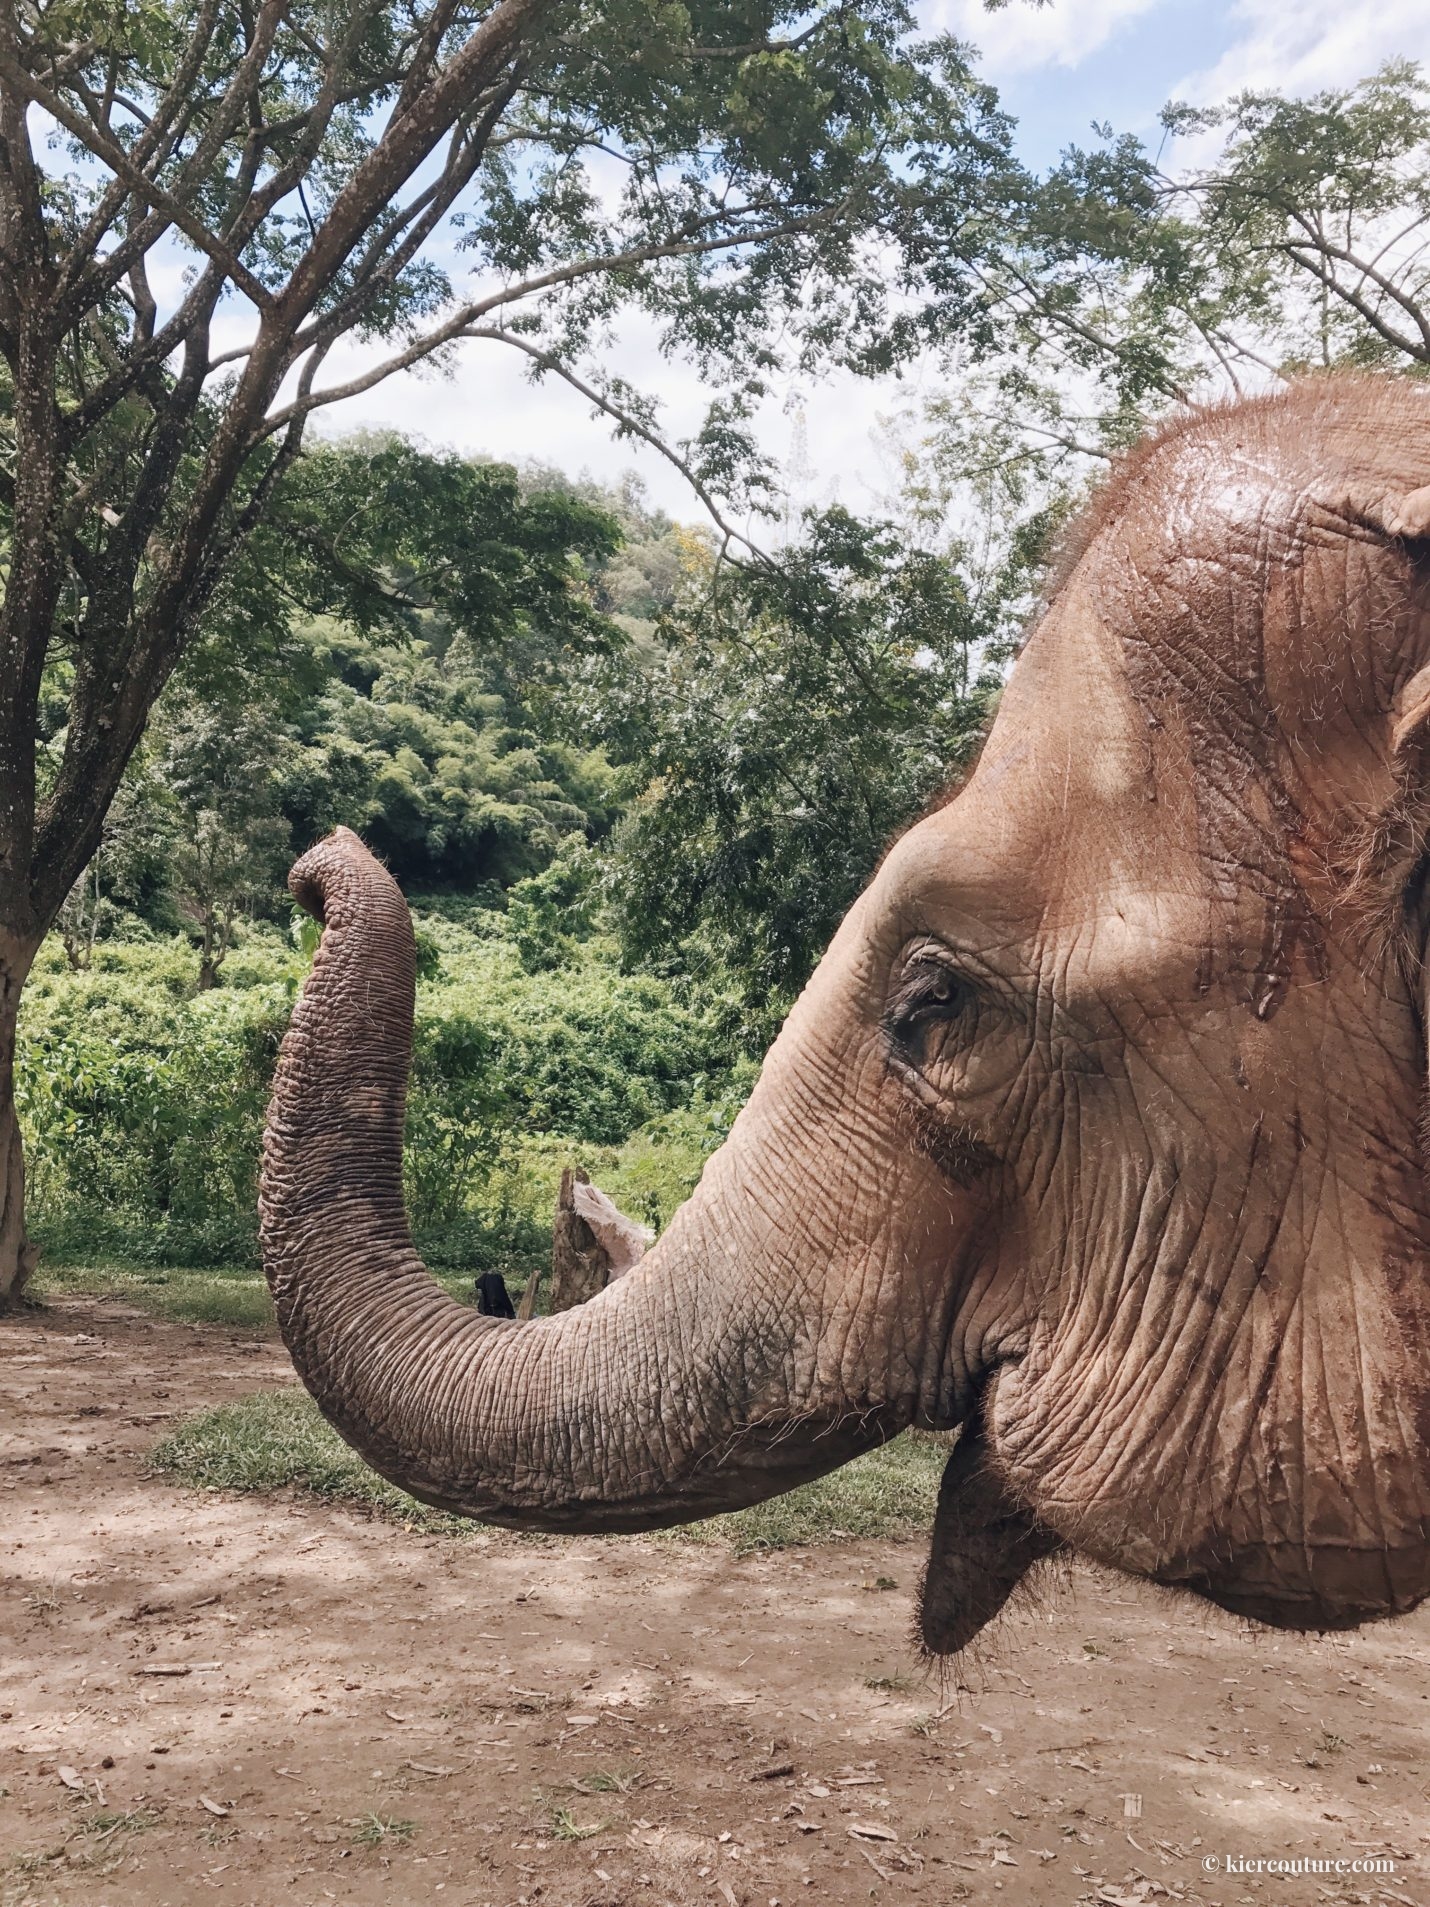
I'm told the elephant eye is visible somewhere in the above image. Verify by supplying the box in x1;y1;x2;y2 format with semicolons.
886;955;973;1055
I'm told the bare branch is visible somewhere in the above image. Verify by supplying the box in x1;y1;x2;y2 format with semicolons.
313;71;522;342
127;0;225;171
1280;224;1430;353
224;0;396;254
55;0;235;293
1280;244;1430;362
0;50;276;310
470;328;768;561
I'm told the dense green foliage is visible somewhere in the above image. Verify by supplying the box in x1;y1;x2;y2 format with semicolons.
21;446;1025;1276
17;904;747;1272
593;505;1043;1032
50;440;630;919
926;61;1430;503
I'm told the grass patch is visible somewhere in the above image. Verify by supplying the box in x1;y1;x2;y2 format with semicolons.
573;1769;638;1795
150;1388;949;1549
150;1389;471;1535
689;1432;947;1552
352;1813;417;1848
29;1259;481;1331
549;1805;606;1842
82;1808;159;1842
30;1259;277;1329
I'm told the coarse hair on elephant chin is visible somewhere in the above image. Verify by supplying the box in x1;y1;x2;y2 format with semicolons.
914;1423;1063;1658
914;1546;1072;1688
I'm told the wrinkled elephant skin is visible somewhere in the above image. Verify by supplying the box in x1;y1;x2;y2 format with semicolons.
261;376;1430;1650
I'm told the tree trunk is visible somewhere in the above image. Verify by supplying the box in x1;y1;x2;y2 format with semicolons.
548;1166;613;1313
0;938;39;1306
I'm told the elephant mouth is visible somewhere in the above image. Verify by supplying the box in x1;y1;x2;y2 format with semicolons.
918;1426;1063;1655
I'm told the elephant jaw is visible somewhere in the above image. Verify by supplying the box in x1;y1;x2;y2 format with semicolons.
1153;1542;1430;1634
969;1337;1430;1640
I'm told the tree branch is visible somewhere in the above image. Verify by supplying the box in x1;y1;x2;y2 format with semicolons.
256;207;837;425
0;49;277;311
1279;225;1430;354
1280;243;1430;362
271;0;555;326
469;328;768;561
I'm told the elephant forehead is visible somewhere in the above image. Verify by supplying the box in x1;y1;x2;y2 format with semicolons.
882;771;1211;1000
880;603;1210;974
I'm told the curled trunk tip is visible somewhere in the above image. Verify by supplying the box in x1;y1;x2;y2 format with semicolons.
288;824;383;928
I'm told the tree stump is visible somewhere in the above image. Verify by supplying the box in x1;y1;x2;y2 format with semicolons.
517;1169;652;1319
548;1166;614;1314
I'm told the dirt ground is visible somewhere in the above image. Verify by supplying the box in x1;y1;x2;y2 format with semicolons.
2;1298;1426;1907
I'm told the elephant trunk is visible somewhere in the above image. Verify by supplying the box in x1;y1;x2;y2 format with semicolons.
259;828;910;1530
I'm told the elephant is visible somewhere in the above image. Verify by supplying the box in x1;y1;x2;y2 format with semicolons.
260;374;1430;1654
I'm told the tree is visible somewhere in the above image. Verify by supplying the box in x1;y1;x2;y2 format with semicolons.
1155;62;1430;377
258;439;628;890
160;706;291;988
34;433;628;955
51;766;166;968
591;502;1046;1044
924;61;1430;510
0;0;1029;1298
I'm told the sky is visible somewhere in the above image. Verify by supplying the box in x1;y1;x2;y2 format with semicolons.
332;0;1430;525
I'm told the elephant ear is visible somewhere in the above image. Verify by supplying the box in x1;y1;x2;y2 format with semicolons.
1365;483;1430;546
1386;598;1430;1057
1392;664;1430;759
1376;487;1430;757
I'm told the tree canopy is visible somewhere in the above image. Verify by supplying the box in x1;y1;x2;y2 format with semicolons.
907;60;1430;513
582;499;1049;1035
0;0;1029;939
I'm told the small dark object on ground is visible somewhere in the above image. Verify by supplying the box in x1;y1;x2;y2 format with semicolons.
474;1272;515;1318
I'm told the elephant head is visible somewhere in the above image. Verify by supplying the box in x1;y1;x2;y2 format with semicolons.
260;375;1430;1652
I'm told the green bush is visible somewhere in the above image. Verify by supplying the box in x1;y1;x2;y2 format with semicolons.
18;912;742;1271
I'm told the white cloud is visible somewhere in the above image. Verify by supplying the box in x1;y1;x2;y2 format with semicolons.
926;0;1164;78
324;320;705;502
1177;0;1428;105
328;310;926;531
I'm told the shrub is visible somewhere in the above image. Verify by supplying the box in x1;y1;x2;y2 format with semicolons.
18;912;741;1271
